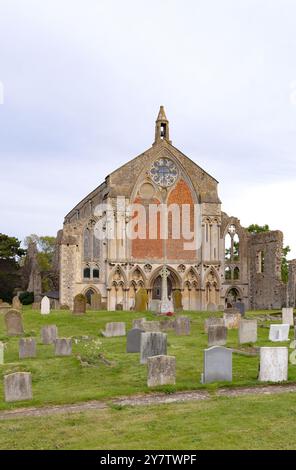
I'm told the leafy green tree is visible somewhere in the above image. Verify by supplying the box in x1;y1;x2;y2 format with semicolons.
247;224;270;234
0;234;24;302
281;245;291;284
24;234;57;292
0;234;26;259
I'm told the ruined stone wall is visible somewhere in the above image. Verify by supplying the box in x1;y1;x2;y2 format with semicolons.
288;259;296;307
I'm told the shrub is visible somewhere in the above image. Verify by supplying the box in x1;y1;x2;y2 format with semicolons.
19;291;34;305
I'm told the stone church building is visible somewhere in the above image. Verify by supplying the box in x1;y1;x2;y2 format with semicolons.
58;107;285;311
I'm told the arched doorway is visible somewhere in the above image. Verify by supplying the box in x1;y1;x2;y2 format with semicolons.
225;287;241;307
152;275;173;300
85;288;95;305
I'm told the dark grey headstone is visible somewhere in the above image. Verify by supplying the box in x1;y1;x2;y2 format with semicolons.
201;346;232;384
19;338;36;359
140;332;167;364
234;302;246;316
208;325;227;347
126;328;143;353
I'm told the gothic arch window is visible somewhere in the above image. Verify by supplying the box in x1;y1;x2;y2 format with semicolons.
225;233;231;260
224;225;240;261
83;223;101;261
93;266;100;279
233;267;240;280
225;266;231;280
257;251;265;273
84;228;91;260
83;267;91;279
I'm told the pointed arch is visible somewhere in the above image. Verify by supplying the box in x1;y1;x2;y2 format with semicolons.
203;266;221;289
148;265;182;290
129;265;147;287
108;264;128;287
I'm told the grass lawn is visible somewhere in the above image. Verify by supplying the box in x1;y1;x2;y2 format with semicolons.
0;307;295;412
1;392;296;449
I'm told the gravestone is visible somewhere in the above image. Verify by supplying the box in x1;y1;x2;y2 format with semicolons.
149;300;161;313
91;292;102;311
140;332;167;364
239;320;257;344
60;304;70;310
259;347;288;382
116;303;123;311
269;324;290;342
0;342;3;364
208;325;227;347
135;288;148;312
19;338;36;359
201;346;232;384
55;338;72;356
4;372;32;402
126;328;143;353
101;322;126;337
142;321;161;332
4;310;24;336
0;303;12;314
41;325;58;344
175;316;190;336
12;296;22;311
32;302;41;310
160;318;176;331
147;355;176;387
223;312;241;329
204;317;225;333
172;290;183;312
101;302;107;310
207;303;217;311
132;317;146;329
234;302;246;316
41;296;50;315
73;294;86;315
282;308;294;326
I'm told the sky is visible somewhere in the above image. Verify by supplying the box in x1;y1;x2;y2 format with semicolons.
0;0;295;257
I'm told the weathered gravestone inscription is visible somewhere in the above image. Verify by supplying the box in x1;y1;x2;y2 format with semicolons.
19;338;36;359
41;296;50;315
282;308;294;326
41;325;58;344
201;346;232;384
4;372;32;402
204;317;225;333
269;324;290;342
147;355;176;387
102;322;126;337
174;316;190;336
239;320;257;344
223;312;241;329
259;347;288;382
73;294;86;315
208;325;227;347
55;338;72;356
126;328;143;353
4;310;24;336
140;332;167;364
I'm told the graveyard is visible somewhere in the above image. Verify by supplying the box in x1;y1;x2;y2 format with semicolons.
0;306;296;449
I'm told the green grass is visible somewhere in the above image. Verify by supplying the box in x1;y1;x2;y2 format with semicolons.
1;392;296;449
0;307;294;411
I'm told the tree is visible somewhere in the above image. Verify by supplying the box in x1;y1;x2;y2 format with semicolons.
0;234;26;259
247;224;270;234
281;245;291;284
24;234;57;292
0;234;24;302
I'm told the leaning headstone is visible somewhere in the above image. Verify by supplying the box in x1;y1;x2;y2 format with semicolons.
0;342;4;364
208;325;227;347
41;325;58;344
234;302;246;316
175;316;190;336
101;322;126;337
134;288;148;312
201;346;232;384
132;317;146;329
73;294;86;315
55;338;72;356
282;308;294;326
269;324;290;342
19;338;36;359
140;332;167;364
239;320;257;344
223;312;241;329
12;296;22;311
126;328;143;353
4;372;32;402
204;317;225;333
147;355;176;387
142;321;161;332
4;310;24;336
41;296;50;315
91;292;102;311
172;290;183;312
259;347;288;382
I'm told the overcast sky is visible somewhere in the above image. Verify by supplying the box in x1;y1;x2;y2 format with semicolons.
0;0;295;257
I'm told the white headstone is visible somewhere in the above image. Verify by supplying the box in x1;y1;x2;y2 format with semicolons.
0;342;3;365
259;347;288;382
269;324;290;342
41;296;50;315
282;308;294;326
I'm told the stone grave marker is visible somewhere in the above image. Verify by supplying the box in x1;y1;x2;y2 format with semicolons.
60;304;70;310
55;338;72;356
259;347;288;382
126;328;144;353
101;322;126;337
207;303;217;311
269;324;290;342
204;317;225;333
4;310;24;336
201;346;232;384
41;325;58;344
73;294;86;315
12;296;22;311
0;342;4;365
135;288;148;312
132;317;146;329
175;316;190;336
282;308;294;326
239;320;257;344
4;372;32;402
142;321;161;332
160;318;176;332
147;355;176;387
149;300;161;314
208;325;227;347
32;302;41;310
140;332;167;364
234;302;246;316
19;338;36;359
223;311;241;329
172;290;183;312
41;296;50;315
91;292;102;311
